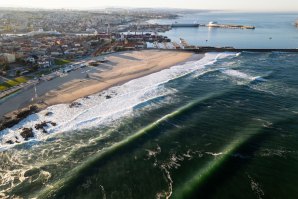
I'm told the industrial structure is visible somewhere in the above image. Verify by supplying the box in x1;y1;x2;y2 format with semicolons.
206;21;255;29
171;22;199;28
169;21;255;29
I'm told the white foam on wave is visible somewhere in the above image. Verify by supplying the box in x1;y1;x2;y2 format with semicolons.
236;52;242;57
0;52;238;149
221;69;265;82
205;151;224;157
247;174;265;199
191;52;240;78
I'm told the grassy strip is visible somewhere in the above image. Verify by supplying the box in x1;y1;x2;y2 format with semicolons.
54;59;71;66
15;77;27;83
0;76;28;91
5;79;19;87
0;85;7;91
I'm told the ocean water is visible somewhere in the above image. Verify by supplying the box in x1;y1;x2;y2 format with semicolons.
1;51;298;198
1;12;298;199
148;12;298;49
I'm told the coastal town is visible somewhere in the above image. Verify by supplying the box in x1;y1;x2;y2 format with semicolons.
0;8;195;140
0;7;297;142
0;8;177;99
0;8;238;103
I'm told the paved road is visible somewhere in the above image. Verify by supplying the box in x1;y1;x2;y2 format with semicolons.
0;53;124;118
0;66;100;118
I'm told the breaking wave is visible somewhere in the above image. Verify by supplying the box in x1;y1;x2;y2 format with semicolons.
0;52;238;150
221;69;265;82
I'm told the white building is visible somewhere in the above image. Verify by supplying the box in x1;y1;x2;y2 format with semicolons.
0;53;16;63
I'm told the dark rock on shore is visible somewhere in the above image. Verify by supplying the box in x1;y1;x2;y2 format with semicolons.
0;105;41;131
69;102;82;108
50;122;57;126
20;128;34;140
16;105;38;119
0;117;19;131
35;121;57;133
45;112;53;116
106;95;112;99
4;136;21;144
5;140;14;144
35;122;48;133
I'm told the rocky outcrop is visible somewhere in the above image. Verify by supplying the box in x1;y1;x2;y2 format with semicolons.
0;116;20;131
4;136;20;145
69;102;82;108
16;105;39;119
0;105;40;131
20;128;34;140
4;120;57;144
45;112;53;116
5;140;14;145
35;121;57;133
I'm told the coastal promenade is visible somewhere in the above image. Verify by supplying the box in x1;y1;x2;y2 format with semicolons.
0;66;99;118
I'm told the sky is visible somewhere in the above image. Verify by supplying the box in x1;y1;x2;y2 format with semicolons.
0;0;297;11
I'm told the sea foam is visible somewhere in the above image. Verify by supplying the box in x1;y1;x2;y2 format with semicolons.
221;69;262;81
0;52;237;149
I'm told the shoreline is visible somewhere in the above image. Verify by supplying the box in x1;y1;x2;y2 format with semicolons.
43;50;199;105
0;50;203;131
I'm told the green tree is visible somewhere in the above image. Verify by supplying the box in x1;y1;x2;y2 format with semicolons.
32;65;39;72
16;70;21;76
16;58;26;64
3;64;10;71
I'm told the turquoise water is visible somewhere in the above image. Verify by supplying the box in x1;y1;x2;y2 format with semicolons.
1;51;298;198
148;12;298;48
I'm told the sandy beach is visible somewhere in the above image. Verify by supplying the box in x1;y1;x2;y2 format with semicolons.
0;50;203;129
43;50;197;106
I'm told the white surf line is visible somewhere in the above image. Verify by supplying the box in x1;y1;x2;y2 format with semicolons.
1;52;236;148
